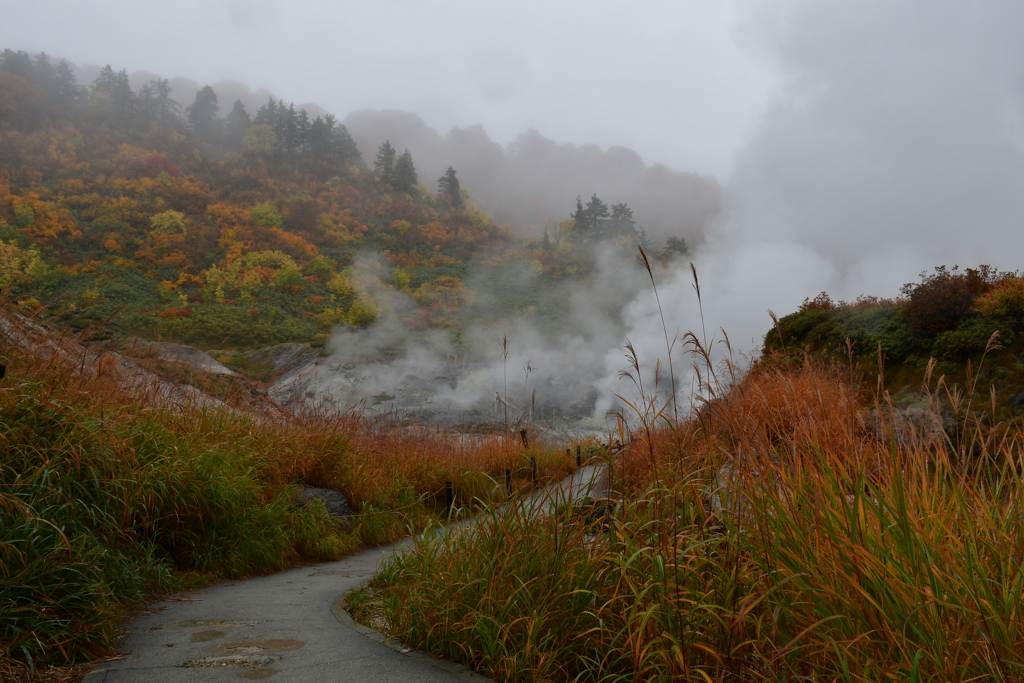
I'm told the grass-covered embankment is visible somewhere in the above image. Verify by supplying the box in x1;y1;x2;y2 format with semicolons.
359;361;1024;682
0;309;573;674
0;348;358;667
765;266;1024;415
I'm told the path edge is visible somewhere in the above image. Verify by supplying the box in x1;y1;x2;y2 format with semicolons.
328;461;610;683
330;594;494;682
81;665;107;683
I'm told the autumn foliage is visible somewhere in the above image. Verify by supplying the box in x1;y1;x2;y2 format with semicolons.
0;50;520;349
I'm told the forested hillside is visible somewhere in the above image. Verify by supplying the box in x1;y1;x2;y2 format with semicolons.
0;50;676;350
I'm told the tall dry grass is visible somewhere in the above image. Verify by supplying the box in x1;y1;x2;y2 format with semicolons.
370;359;1024;682
0;307;572;670
336;413;572;508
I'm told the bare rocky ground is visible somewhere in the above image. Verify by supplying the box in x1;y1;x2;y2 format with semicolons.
268;353;604;437
132;341;238;376
0;311;227;410
3;315;607;436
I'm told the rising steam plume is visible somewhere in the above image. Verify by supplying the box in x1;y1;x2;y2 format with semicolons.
593;0;1024;415
286;0;1024;429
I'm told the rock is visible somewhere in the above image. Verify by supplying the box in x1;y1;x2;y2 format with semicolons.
294;486;353;526
706;449;788;524
862;403;951;451
571;496;618;529
1010;391;1024;410
246;343;320;376
138;341;237;375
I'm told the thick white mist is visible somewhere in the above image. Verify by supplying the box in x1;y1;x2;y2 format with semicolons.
308;0;1024;427
597;0;1024;416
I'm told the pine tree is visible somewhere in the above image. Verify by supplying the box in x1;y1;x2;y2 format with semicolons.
92;65;136;125
31;52;56;95
138;78;180;128
393;150;418;193
52;59;82;108
571;196;589;241
186;85;220;141
585;194;610;226
279;103;299;155
253;97;278;127
663;236;689;261
0;49;32;80
437;166;462;207
224;100;251;149
296;109;310;155
0;50;82;108
571;194;610;243
374;141;396;185
635;227;653;251
323;115;361;165
609;202;638;241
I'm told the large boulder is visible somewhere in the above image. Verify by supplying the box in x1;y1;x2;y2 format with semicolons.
706;451;782;524
294;486;353;527
861;404;951;451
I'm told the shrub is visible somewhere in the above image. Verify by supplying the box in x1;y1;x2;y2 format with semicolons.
900;265;1007;336
930;317;1001;361
974;276;1024;326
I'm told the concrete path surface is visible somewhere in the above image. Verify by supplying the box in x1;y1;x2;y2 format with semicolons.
85;463;608;683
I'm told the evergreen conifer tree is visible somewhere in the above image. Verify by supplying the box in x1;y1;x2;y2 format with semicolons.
92;65;136;125
138;78;180;128
571;194;610;243
0;49;32;80
52;59;82;108
224;100;251;149
374;141;397;185
609;202;638;241
571;196;589;241
663;236;689;260
393;150;418;193
186;85;220;141
437;166;462;207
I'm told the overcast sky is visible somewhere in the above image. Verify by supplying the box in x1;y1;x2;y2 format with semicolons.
5;0;1023;292
7;0;1024;405
0;0;775;177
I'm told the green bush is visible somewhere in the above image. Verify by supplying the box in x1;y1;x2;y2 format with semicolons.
0;379;348;664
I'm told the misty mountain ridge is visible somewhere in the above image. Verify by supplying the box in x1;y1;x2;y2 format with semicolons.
0;46;710;430
343;109;720;241
68;58;719;241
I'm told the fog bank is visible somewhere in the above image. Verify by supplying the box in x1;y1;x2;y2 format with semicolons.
344;109;721;242
303;1;1024;427
597;0;1024;415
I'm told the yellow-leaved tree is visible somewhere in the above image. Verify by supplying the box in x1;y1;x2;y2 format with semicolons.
0;241;51;291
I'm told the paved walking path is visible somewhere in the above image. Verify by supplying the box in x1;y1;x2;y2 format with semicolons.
85;463;607;683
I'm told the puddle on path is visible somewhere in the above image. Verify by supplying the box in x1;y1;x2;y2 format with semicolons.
183;640;304;671
209;639;306;655
236;669;280;679
170;619;262;629
183;654;278;669
190;630;226;642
